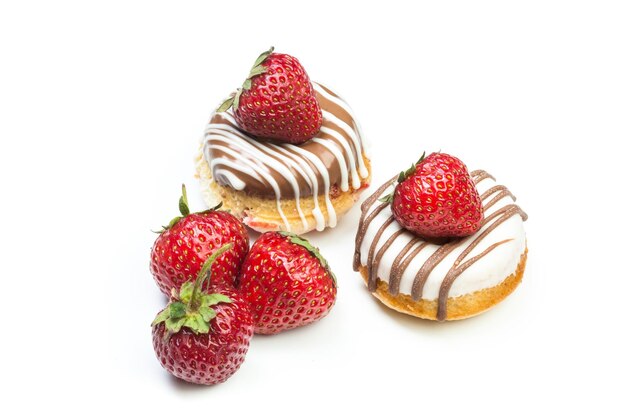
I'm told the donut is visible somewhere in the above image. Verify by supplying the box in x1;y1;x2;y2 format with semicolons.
196;82;371;234
353;170;528;321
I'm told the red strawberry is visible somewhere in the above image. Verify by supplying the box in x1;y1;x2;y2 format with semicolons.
217;47;322;144
384;152;484;239
152;244;254;385
150;185;249;296
237;232;337;335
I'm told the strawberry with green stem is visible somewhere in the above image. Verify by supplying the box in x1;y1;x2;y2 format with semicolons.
152;244;254;385
237;231;337;335
382;152;484;239
217;47;323;144
150;184;249;296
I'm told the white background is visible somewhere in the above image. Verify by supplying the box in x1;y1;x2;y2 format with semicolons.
2;1;625;415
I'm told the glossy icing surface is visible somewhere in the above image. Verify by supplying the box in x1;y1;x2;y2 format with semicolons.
203;82;369;231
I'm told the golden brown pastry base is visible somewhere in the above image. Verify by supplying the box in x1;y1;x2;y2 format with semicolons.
196;151;372;234
359;248;528;321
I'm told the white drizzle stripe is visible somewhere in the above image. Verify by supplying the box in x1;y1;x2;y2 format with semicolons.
204;142;291;230
318;126;361;189
315;85;369;158
204;83;367;231
243;139;310;229
313;83;369;166
283;144;337;229
207;130;308;229
311;138;349;191
262;145;314;189
264;142;326;230
207;144;263;183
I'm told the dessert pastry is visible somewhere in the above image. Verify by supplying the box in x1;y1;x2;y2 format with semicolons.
196;48;371;234
354;155;528;321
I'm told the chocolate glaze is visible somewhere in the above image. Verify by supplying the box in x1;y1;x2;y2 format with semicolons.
204;83;368;199
352;177;396;271
354;170;528;321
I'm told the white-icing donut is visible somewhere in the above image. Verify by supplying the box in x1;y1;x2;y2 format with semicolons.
354;170;528;321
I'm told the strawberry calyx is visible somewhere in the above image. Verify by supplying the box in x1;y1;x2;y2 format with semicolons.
379;151;427;203
278;231;337;285
152;243;233;339
157;184;223;233
397;151;426;183
217;46;275;113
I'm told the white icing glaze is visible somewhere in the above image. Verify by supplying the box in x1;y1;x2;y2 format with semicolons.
358;175;526;299
203;83;368;231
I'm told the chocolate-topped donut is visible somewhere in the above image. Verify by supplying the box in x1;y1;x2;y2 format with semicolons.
197;82;371;234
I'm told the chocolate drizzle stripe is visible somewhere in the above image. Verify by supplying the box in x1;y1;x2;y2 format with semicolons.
355;169;528;321
433;205;525;320
371;227;406;287
353;202;389;271
206;125;307;187
482;187;515;212
282;143;337;227
481;184;515;203
366;216;395;291
353;176;396;271
265;144;315;188
313;132;356;190
471;170;496;184
436;239;512;321
361;176;397;212
389;240;426;296
411;240;463;301
314;82;341;99
206;142;265;182
312;82;368;175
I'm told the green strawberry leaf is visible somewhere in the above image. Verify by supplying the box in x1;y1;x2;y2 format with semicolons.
397;151;426;183
202;293;232;306
158;216;182;232
165;316;186;333
158;186;226;234
216;95;235;113
397;164;413;183
199;202;223;214
252;46;274;69
151;308;170;327
169;302;186;319
185;313;210;334
215;48;273;115
248;65;267;78
179;184;190;216
179;282;194;304
151;245;236;340
379;193;393;203
233;88;244;111
198;305;217;323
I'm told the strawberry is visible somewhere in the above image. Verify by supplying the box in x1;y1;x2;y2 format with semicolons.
150;185;249;296
152;244;254;385
217;47;322;144
383;152;484;239
237;232;337;335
